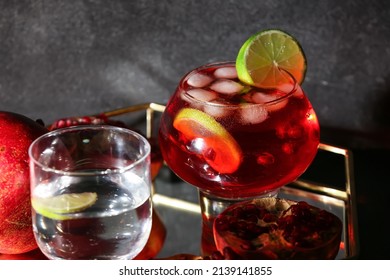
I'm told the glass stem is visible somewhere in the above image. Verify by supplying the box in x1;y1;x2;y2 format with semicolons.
198;191;241;256
198;189;279;257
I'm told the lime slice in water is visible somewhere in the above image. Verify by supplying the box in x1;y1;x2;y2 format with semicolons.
236;29;306;88
32;192;98;220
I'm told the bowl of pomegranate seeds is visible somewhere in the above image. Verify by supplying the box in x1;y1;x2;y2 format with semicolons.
213;197;343;259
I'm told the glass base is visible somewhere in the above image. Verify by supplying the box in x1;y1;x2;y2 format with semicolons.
198;189;278;257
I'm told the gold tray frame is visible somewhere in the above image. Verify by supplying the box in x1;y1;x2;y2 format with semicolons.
101;102;359;259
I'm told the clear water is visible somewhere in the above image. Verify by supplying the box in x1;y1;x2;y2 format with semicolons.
32;173;152;260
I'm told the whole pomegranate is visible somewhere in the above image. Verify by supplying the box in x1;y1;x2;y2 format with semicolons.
0;111;48;254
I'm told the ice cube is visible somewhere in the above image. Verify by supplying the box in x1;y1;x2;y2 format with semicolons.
277;83;295;93
210;79;244;94
251;91;277;103
278;83;305;99
203;101;230;119
187;89;218;102
251;92;288;112
239;105;268;124
187;73;214;88
214;66;238;79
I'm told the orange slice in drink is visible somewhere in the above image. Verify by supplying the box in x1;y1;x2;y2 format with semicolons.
236;29;306;88
173;108;242;174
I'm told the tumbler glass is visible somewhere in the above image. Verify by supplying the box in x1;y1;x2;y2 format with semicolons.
29;125;152;260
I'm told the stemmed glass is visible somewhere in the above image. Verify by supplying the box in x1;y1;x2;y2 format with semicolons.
29;125;152;259
158;62;320;255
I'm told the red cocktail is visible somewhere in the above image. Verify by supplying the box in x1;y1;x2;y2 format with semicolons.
159;61;319;255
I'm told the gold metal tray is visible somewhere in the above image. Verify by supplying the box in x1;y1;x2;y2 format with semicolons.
98;103;359;259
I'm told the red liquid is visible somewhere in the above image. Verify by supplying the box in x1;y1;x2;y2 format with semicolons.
159;62;320;256
159;63;320;199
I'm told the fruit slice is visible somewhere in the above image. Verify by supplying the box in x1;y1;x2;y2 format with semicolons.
173;108;242;174
236;29;306;88
32;192;98;220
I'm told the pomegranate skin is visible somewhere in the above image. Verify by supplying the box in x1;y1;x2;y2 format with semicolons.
0;111;48;254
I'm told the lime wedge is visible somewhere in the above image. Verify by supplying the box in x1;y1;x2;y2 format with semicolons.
173;108;242;174
32;192;98;220
236;29;306;88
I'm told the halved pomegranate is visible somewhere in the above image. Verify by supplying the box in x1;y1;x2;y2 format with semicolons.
48;114;127;130
213;197;342;259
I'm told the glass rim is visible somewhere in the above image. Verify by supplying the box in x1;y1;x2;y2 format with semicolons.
179;61;299;108
28;125;151;176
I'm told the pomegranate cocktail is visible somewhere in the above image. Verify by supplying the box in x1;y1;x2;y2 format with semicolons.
159;62;319;198
158;29;320;256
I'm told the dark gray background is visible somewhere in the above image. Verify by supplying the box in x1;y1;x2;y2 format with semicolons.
1;0;389;149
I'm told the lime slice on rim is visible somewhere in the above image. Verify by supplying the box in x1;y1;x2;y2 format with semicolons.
32;192;98;220
173;108;242;174
236;29;306;88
